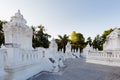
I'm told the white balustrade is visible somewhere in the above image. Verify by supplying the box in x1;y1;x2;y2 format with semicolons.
0;49;6;80
85;50;120;66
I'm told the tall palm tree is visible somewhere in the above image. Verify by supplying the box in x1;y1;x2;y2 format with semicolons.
31;26;36;48
0;20;7;47
58;34;69;53
32;25;51;48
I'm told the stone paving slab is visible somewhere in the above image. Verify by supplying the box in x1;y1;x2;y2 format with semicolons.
28;58;120;80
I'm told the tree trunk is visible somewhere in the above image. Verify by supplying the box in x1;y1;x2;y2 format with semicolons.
63;45;66;53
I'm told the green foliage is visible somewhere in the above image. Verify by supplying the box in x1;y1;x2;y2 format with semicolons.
71;31;78;43
55;39;62;51
56;34;69;53
0;18;117;52
102;28;113;43
92;35;103;50
32;25;51;48
70;31;85;53
0;20;7;47
86;37;92;46
0;31;4;47
92;28;114;50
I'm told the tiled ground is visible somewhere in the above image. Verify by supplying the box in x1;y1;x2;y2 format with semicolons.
28;58;120;80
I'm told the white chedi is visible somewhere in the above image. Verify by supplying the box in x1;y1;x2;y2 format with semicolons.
65;42;74;58
10;10;27;28
49;38;57;51
82;44;94;57
3;10;33;50
66;42;71;53
83;44;93;52
103;28;120;51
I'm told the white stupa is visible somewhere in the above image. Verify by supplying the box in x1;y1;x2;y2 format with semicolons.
103;28;120;51
3;10;33;49
66;42;71;53
49;38;57;51
84;44;93;52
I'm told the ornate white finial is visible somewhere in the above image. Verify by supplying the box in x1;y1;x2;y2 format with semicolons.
15;10;22;18
50;38;57;49
18;9;20;13
10;10;27;26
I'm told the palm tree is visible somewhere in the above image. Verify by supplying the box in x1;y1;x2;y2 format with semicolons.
32;25;51;48
31;26;36;48
58;34;69;53
38;25;45;32
0;20;7;47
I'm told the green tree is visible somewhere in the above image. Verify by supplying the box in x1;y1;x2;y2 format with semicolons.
31;26;36;48
32;25;51;48
92;35;103;50
70;31;85;53
57;34;69;53
76;33;85;53
0;20;7;47
70;31;77;43
0;31;4;47
55;39;62;51
86;37;92;46
102;28;113;43
92;28;114;51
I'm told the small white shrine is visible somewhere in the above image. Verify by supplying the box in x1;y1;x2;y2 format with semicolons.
66;42;71;53
65;42;73;58
49;38;57;51
103;28;120;51
3;10;33;50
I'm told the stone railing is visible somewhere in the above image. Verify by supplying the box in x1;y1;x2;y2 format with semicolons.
3;48;51;70
3;47;60;80
0;45;67;80
86;51;120;66
0;48;6;80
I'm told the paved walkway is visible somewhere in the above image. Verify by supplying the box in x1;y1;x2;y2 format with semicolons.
28;58;120;80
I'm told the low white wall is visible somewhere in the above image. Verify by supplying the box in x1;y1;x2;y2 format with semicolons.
0;46;74;80
3;48;58;80
0;49;6;80
4;58;54;80
85;51;120;66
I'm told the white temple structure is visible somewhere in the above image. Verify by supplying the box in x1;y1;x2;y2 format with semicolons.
66;42;71;53
103;28;120;51
65;42;74;58
0;10;64;80
84;28;120;67
49;38;57;52
2;10;120;80
3;10;33;50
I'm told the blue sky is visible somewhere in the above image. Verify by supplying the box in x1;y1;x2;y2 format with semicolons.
0;0;120;40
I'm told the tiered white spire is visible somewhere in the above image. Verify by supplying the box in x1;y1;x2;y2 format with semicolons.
49;38;57;49
10;10;27;27
103;28;120;51
66;42;71;52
